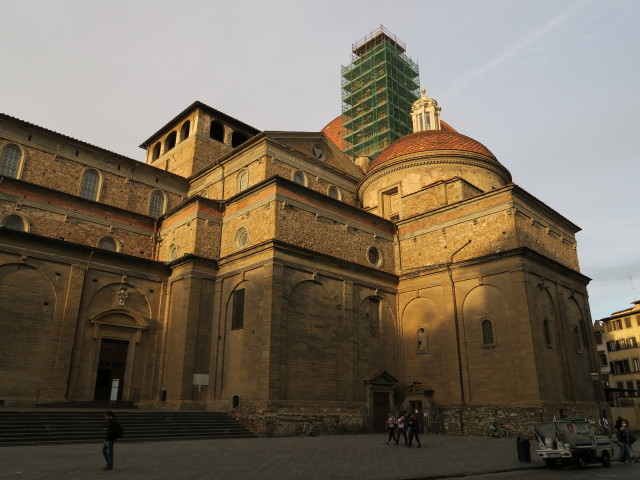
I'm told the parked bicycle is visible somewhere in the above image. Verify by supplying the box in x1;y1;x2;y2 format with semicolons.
297;421;318;437
483;422;509;439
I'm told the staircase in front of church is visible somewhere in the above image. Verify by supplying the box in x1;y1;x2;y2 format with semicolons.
0;410;256;446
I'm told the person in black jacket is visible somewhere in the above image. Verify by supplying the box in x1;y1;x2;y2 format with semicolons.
406;412;422;448
617;423;631;463
102;411;122;470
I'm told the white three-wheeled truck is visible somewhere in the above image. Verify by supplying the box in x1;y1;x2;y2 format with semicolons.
530;418;614;469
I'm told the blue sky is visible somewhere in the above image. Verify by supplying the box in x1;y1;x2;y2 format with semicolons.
1;0;638;320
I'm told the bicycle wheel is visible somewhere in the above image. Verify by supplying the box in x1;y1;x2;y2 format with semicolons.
499;428;508;439
296;426;307;437
483;427;492;438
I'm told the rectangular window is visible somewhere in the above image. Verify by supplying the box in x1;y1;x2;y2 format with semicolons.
599;353;608;367
231;289;245;330
626;381;634;397
615;319;622;330
625;317;632;328
607;341;617;351
617;339;627;350
605;322;613;332
636;380;640;395
633;358;640;372
629;337;637;348
381;187;400;220
636;315;640;326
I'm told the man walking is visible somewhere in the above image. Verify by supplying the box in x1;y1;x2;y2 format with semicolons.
102;411;122;470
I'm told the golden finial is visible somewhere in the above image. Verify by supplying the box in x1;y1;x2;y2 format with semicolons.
421;86;426;95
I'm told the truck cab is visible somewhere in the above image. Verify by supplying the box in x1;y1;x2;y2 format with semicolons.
530;418;613;469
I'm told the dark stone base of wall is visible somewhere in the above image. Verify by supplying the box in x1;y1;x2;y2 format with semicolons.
229;400;369;437
433;402;607;437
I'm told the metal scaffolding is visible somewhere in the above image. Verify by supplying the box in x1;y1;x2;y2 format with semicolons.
341;26;420;160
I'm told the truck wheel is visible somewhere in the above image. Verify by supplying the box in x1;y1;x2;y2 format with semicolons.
601;450;611;467
575;455;586;469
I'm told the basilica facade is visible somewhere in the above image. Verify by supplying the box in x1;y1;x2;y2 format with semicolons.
0;92;602;435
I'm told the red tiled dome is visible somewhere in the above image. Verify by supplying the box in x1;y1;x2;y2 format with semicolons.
321;115;344;150
368;129;497;172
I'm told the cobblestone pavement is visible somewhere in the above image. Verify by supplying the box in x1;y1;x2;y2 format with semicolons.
0;433;546;480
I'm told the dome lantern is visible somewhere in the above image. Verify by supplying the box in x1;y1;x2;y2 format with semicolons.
411;87;441;132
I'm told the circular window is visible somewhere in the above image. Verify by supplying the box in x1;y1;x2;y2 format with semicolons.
367;246;382;267
235;227;249;249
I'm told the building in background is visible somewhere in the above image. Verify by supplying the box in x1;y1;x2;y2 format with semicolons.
341;26;420;160
597;301;640;408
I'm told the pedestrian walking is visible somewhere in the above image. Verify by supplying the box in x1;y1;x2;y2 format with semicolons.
395;411;408;445
385;412;397;445
102;411;123;470
617;423;632;463
407;412;422;447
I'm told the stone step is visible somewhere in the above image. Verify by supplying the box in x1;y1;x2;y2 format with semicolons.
0;410;256;446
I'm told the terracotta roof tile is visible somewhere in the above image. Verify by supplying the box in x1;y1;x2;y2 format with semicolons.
368;129;496;172
321;115;344;150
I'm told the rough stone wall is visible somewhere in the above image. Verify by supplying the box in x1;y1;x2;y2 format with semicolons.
397;192;517;269
158;200;222;261
231;400;368;437
514;208;579;271
264;155;359;206
0;180;155;258
0;139;184;218
273;186;394;273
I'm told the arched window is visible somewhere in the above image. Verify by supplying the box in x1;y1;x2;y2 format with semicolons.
164;131;177;152
417;327;427;353
80;169;100;200
481;319;494;345
210;120;224;141
168;244;178;261
149;190;165;218
231;131;248;147
328;185;340;199
2;214;27;232
97;236;118;252
293;171;306;185
180;120;190;142
152;142;161;160
573;326;582;353
1;144;22;178
237;170;248;193
368;297;380;337
543;318;552;346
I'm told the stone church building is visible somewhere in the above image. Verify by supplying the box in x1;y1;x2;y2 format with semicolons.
0;90;602;435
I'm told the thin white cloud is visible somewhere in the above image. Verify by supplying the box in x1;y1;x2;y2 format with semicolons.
441;1;592;99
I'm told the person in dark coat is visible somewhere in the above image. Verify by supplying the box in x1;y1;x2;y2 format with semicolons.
102;411;122;470
406;412;422;447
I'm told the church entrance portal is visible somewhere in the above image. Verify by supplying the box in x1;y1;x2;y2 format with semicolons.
94;339;128;401
373;392;389;433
